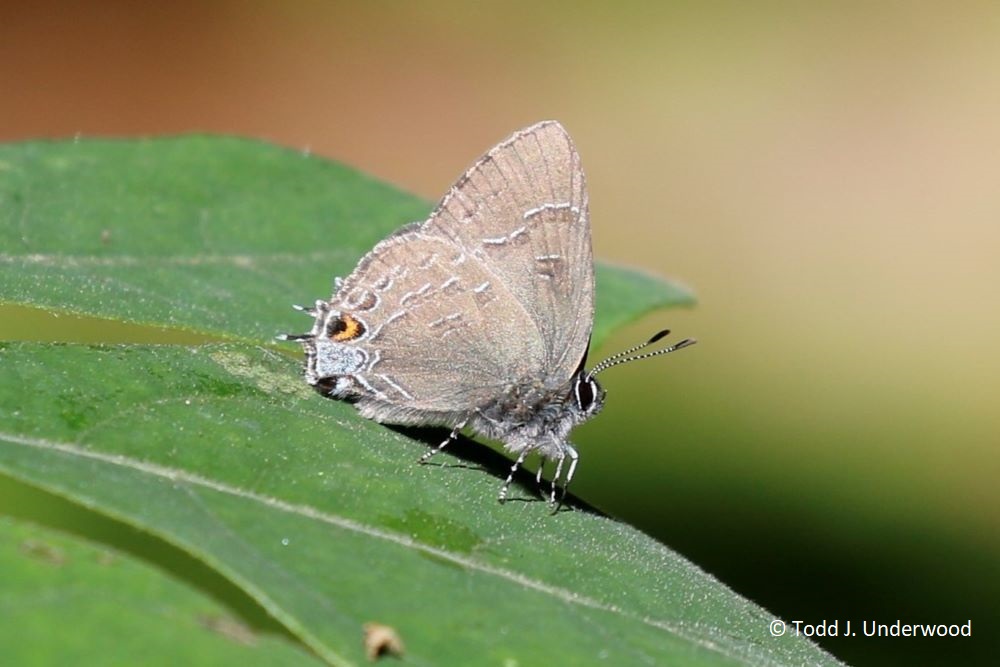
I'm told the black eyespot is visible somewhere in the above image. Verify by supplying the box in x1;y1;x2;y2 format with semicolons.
313;376;338;396
326;318;347;337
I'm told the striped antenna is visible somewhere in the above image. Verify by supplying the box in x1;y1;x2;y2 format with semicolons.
587;330;696;379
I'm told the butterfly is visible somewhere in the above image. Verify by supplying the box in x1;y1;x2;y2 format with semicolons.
281;121;694;507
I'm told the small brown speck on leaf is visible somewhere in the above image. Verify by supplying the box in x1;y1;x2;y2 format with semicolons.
198;614;258;647
96;550;117;566
20;539;66;566
363;622;404;661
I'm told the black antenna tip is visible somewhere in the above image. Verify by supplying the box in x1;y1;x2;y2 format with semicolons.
276;333;312;342
647;329;671;345
674;338;697;349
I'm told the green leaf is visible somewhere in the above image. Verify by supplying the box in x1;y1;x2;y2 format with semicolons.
0;343;839;666
0;137;839;665
0;513;317;665
0;137;693;346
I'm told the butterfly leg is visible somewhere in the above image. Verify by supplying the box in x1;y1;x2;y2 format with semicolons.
549;453;566;508
536;460;545;489
554;445;579;512
498;450;530;504
417;421;466;465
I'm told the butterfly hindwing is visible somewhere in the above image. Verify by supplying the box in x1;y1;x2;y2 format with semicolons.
328;229;543;415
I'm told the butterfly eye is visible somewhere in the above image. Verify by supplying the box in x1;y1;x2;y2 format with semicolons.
574;376;599;412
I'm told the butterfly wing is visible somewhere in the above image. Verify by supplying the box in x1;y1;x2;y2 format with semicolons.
421;121;594;388
317;121;592;421
327;227;544;417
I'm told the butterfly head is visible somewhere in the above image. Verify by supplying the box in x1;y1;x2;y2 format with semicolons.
560;329;696;431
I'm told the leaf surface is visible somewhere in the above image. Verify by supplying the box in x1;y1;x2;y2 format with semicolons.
0;136;840;665
0;514;317;665
0;342;839;666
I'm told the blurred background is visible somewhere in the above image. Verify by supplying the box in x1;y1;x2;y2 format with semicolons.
2;2;998;665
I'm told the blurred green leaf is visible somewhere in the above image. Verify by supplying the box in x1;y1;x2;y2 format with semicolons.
0;343;838;666
0;515;317;665
0;137;692;346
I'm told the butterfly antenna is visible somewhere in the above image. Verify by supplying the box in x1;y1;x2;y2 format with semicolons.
587;330;696;379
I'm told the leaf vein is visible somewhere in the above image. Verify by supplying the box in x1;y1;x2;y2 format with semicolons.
0;429;749;661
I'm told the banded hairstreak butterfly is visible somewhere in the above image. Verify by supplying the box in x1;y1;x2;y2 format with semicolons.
280;121;695;507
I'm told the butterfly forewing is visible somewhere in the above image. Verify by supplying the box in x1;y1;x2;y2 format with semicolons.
422;121;594;388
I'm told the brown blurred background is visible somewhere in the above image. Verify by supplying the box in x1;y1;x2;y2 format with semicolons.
2;2;998;665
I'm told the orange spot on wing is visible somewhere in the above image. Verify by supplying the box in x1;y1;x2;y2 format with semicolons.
331;314;366;341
